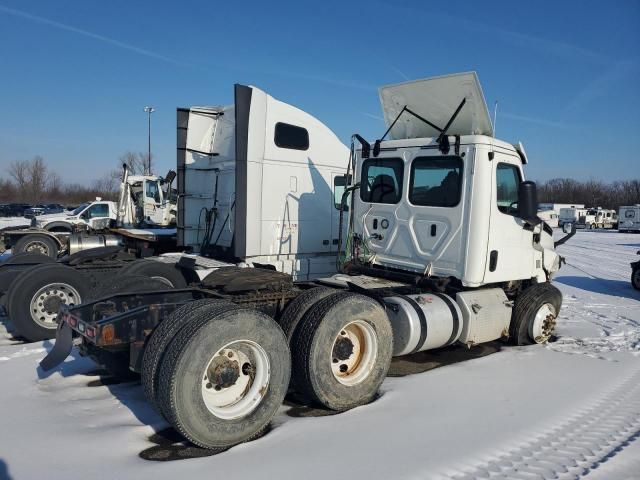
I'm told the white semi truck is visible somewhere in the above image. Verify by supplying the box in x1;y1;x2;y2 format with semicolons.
39;73;572;453
575;207;617;229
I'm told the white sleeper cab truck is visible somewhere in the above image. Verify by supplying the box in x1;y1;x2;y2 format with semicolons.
176;84;350;280
619;204;640;233
42;74;573;453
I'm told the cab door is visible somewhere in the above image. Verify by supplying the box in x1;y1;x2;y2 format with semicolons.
330;172;349;253
143;179;165;225
484;155;535;282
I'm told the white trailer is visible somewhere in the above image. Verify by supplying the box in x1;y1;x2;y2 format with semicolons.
559;207;587;227
41;73;572;453
618;204;640;233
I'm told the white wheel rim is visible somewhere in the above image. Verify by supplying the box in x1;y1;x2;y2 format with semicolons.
25;241;50;255
529;303;557;343
330;320;378;386
29;282;81;328
200;340;270;420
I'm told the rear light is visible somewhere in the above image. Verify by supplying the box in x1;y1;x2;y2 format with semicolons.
85;327;96;338
67;316;78;328
102;324;115;344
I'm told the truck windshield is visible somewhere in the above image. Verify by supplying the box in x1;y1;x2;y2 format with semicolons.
72;203;89;215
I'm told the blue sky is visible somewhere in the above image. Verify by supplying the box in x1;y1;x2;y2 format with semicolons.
0;0;638;184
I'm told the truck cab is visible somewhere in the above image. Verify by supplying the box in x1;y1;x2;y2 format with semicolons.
347;73;559;288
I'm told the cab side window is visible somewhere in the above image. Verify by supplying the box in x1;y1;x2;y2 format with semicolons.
86;203;109;218
409;156;463;207
496;163;521;214
360;158;403;204
146;181;161;203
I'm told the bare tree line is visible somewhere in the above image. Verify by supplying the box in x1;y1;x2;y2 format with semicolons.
537;178;640;209
2;155;638;210
0;152;151;205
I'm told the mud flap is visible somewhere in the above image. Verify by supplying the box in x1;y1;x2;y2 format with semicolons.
39;321;73;371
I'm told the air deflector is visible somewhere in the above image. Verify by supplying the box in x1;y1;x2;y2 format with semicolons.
379;72;493;140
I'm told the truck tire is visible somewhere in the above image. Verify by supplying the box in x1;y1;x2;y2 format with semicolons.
141;298;230;413
13;234;59;258
632;267;640;291
85;276;174;380
509;282;562;345
156;304;290;450
2;252;56;266
0;268;20;309
278;286;334;342
7;263;89;342
291;291;393;411
119;259;188;288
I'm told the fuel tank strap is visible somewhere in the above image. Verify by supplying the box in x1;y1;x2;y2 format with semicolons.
398;295;428;354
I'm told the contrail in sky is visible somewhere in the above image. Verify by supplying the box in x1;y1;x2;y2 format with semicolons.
0;4;188;66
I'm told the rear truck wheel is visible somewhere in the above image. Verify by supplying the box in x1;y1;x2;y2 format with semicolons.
509;282;563;345
119;259;188;288
13;234;59;258
85;276;172;379
291;291;393;411
0;268;20;309
632;267;640;291
278;286;334;342
589;223;596;230
7;264;89;342
141;299;231;413
156;304;290;450
2;252;56;266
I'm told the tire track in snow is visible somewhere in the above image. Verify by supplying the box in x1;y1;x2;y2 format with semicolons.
450;369;640;480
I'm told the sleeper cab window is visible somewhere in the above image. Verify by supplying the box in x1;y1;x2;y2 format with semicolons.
409;156;463;207
360;158;404;204
274;122;309;150
496;163;522;214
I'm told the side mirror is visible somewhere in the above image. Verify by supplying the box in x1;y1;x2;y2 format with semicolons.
518;181;541;225
353;134;370;159
562;223;573;234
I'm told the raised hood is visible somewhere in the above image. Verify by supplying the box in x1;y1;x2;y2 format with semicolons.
379;71;494;140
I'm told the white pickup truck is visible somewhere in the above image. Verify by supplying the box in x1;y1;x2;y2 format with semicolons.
34;200;117;233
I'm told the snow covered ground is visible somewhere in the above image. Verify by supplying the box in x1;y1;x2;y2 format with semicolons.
0;230;638;480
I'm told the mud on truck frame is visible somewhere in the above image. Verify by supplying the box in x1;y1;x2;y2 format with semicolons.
42;73;575;452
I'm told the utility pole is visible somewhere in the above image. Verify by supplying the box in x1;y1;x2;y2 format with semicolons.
143;106;155;174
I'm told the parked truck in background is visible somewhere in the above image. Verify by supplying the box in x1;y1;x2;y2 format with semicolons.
575;207;617;229
42;73;573;453
618;204;640;233
0;169;177;258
